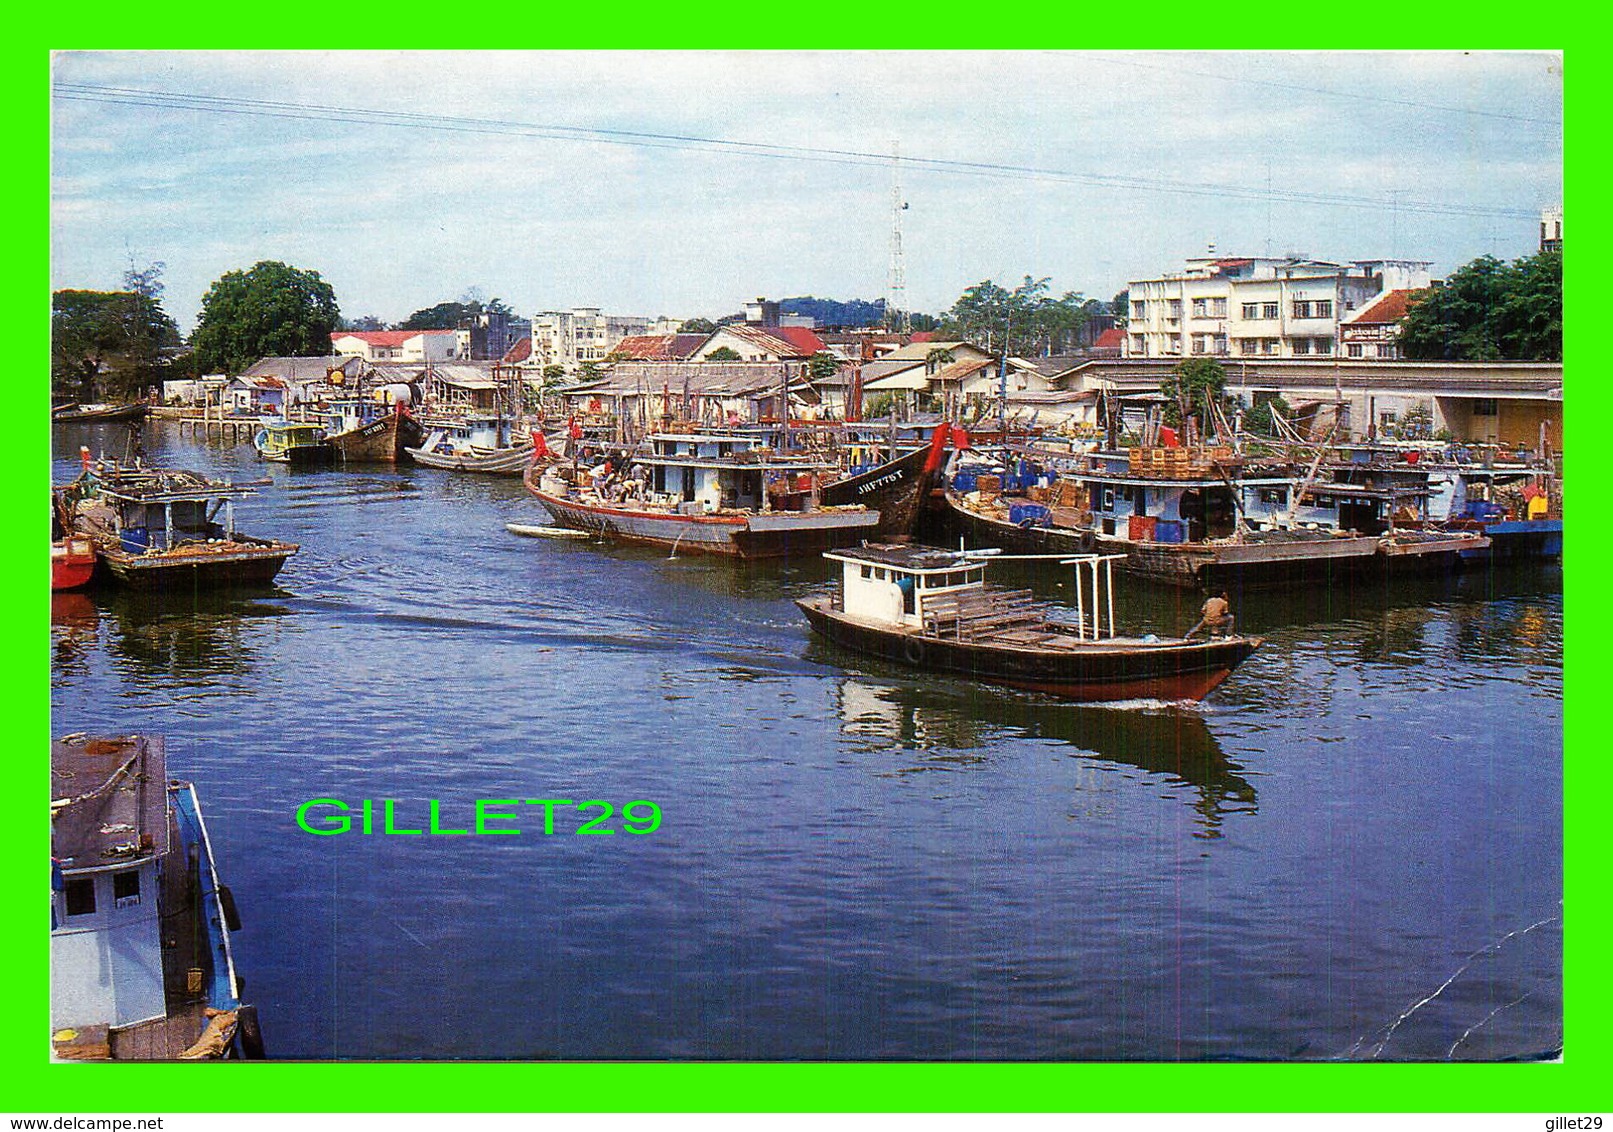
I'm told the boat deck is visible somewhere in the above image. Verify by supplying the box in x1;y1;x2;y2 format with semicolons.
109;1002;210;1060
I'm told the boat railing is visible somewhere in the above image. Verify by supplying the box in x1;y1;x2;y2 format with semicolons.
1057;553;1128;640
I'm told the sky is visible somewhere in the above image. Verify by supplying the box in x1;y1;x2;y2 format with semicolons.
50;50;1563;334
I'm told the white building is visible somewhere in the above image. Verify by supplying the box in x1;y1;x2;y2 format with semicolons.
1541;205;1563;252
1124;256;1433;361
329;330;460;363
530;308;654;371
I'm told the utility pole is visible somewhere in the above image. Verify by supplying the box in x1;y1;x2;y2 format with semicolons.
888;142;910;336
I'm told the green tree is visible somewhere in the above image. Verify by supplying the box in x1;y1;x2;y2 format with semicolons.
808;351;841;381
679;317;717;334
191;261;340;374
400;301;475;331
924;347;956;374
1398;250;1561;362
1110;289;1130;325
1161;357;1229;434
940;276;1091;356
1242;394;1292;438
52;270;180;402
705;346;742;361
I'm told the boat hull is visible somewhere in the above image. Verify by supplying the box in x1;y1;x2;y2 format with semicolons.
529;486;880;558
53;403;150;423
798;597;1259;702
328;412;424;463
52;539;98;591
97;541;296;590
405;441;533;474
820;447;934;536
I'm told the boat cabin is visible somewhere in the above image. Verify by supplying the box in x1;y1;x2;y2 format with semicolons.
51;736;170;1033
633;432;837;513
87;470;254;552
826;545;989;629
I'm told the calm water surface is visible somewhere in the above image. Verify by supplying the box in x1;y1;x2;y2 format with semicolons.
51;421;1563;1060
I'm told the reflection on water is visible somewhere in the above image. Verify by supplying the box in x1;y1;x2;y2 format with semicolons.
831;677;1256;838
51;586;289;688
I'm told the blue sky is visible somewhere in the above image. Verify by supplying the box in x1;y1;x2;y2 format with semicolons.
50;50;1562;333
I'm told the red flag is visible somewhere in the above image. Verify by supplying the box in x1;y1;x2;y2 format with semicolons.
950;426;970;451
568;415;583;440
531;431;550;460
922;421;950;475
1159;425;1179;448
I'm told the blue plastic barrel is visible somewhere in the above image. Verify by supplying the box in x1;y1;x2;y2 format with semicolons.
1155;519;1186;543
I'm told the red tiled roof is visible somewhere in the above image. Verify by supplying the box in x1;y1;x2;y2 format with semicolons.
502;336;532;364
909;331;937;344
1094;327;1126;348
331;329;454;346
769;326;828;355
1350;288;1426;324
614;334;677;359
718;324;824;358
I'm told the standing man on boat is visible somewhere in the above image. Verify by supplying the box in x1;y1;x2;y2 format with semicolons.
1186;592;1235;639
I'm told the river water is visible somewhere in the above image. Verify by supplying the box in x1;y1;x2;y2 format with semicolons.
51;420;1563;1061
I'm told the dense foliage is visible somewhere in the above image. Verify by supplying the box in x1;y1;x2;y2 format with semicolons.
1397;250;1561;362
190;261;340;375
1161;357;1230;432
52;263;181;401
399;297;511;331
779;296;887;329
940;276;1099;356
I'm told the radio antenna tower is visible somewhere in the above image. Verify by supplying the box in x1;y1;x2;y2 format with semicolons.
887;141;910;335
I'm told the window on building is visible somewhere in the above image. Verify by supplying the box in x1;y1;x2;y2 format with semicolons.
1167;300;1182;318
1258;487;1288;506
1214;335;1228;355
113;870;141;908
1132;301;1146;319
1347;343;1364;357
1315;300;1333;319
1101;488;1116;510
1292;300;1313;319
1131;335;1146;354
1309;495;1337;509
1191;298;1208;318
1210;298;1227;318
1316;338;1333;354
1242;303;1260;320
1379;344;1399;360
1239;339;1259;355
1192;337;1206;355
65;877;95;917
1473;399;1498;417
860;565;871;579
1262;338;1278;355
1293;338;1311;355
1263;302;1280;319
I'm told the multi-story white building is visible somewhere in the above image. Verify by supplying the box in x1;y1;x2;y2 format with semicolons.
531;308;655;371
1124;257;1433;361
1541;205;1563;253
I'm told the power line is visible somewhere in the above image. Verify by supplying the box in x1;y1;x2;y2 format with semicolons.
1082;52;1563;128
52;82;1538;221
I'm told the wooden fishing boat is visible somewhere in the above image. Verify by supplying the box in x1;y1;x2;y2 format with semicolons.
324;400;425;464
524;432;881;558
54;464;297;590
406;414;537;474
51;734;264;1060
253;420;332;465
946;446;1484;588
797;544;1261;702
53;402;150;423
51;536;98;591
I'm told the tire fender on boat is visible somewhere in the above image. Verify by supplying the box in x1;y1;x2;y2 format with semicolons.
218;884;242;932
235;1003;266;1060
1077;531;1096;553
903;637;925;664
